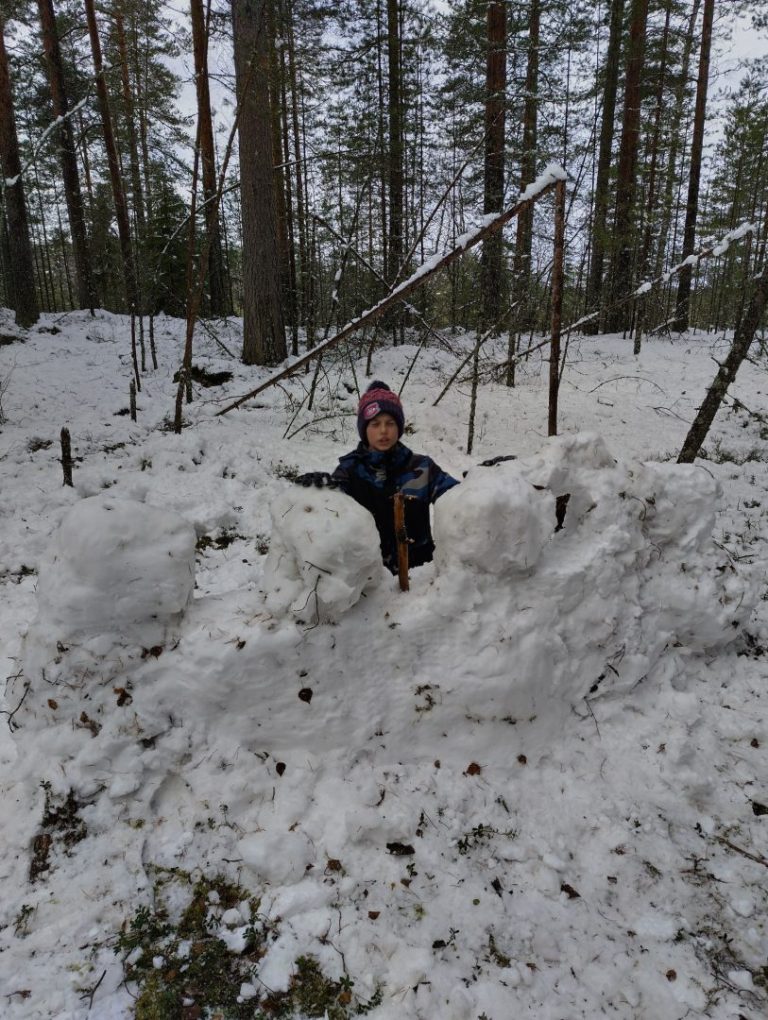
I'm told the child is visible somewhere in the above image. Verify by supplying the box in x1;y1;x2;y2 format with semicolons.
296;381;459;574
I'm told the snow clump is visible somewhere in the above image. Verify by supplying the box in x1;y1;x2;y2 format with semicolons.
21;495;195;714
262;484;384;622
29;494;195;646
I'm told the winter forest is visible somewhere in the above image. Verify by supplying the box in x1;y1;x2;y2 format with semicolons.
0;0;764;350
2;1;768;1019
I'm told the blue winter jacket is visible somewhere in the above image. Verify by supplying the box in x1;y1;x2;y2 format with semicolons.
332;442;459;573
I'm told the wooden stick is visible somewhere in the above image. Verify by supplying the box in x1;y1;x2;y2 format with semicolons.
393;492;409;592
60;426;73;486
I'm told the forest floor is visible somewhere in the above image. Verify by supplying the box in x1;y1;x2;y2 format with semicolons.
0;309;767;1019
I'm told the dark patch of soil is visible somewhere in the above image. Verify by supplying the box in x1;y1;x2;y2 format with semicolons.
173;365;233;388
29;785;87;882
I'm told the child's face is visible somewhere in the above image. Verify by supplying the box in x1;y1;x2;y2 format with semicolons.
365;413;399;451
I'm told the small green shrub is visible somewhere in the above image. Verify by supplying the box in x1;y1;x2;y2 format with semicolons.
115;870;382;1019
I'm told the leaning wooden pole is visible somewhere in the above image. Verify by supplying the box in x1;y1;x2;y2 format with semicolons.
393;493;409;592
548;177;566;437
217;164;566;417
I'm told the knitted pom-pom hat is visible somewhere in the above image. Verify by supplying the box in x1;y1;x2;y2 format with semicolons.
357;380;405;441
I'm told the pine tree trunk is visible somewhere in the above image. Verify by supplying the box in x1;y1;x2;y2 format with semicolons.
638;0;672;285
286;0;307;337
584;0;624;330
480;0;507;332
37;0;95;312
190;0;227;315
387;0;404;311
232;0;286;365
606;0;649;333
674;0;714;332
653;0;701;283
83;0;138;313
267;0;292;334
512;0;536;332
115;6;146;305
0;17;39;328
548;178;566;436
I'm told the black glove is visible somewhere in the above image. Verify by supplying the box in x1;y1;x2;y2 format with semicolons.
294;471;339;488
478;454;517;468
463;454;518;477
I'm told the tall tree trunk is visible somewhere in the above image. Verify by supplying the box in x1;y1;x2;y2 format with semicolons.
674;0;715;332
115;6;146;307
387;0;403;304
231;0;286;365
512;0;536;331
584;0;624;329
638;0;672;284
37;0;95;312
286;0;307;335
267;0;291;333
480;0;507;331
606;0;649;332
191;0;227;315
0;17;39;327
83;0;138;313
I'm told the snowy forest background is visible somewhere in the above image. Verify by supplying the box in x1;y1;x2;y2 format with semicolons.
0;0;766;356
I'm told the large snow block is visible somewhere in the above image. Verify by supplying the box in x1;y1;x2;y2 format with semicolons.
262;485;384;622
35;495;196;636
433;466;554;576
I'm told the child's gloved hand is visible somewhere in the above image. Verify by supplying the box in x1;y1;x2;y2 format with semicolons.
294;472;339;488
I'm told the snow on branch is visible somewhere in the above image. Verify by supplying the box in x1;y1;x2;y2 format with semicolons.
217;164;566;416
3;97;89;190
563;221;758;335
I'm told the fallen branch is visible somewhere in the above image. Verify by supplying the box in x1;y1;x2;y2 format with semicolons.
678;252;768;463
216;163;566;416
716;836;768;869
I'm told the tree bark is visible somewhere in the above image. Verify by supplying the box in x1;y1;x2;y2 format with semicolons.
606;0;649;332
190;0;227;315
115;8;146;272
548;178;566;436
232;0;286;365
387;0;403;289
677;257;768;463
0;17;39;328
584;0;624;330
37;0;95;312
218;170;563;415
674;0;715;332
83;0;138;313
512;0;537;331
480;0;507;331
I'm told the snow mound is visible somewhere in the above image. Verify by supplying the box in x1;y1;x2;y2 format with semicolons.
434;469;553;575
33;495;196;638
262;485;384;622
19;496;195;764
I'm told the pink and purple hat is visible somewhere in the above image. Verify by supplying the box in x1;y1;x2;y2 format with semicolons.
357;380;405;441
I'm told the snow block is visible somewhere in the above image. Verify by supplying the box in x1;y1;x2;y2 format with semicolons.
262;485;384;622
21;494;195;703
35;494;196;636
433;465;554;576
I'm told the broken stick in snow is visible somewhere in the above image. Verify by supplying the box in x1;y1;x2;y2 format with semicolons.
393;492;409;592
60;427;73;486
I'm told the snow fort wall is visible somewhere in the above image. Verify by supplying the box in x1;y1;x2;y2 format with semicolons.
262;485;384;622
16;496;196;781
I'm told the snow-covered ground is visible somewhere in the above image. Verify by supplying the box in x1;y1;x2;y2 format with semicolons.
0;308;767;1019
